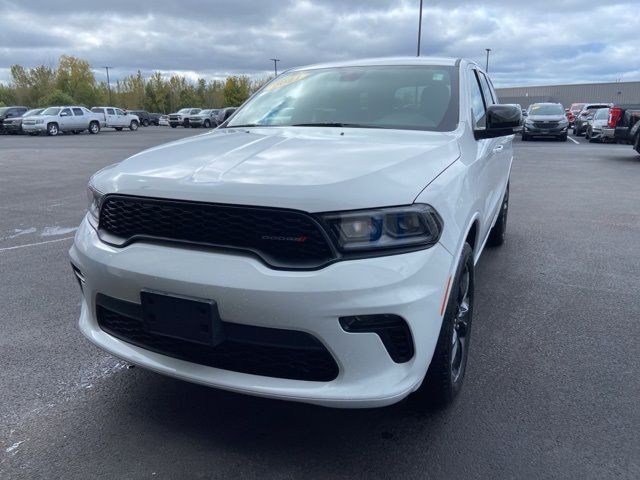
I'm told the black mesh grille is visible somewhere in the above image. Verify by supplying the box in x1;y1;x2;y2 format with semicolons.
98;195;335;269
96;298;339;382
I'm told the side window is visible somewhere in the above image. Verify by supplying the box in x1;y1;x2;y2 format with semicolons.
469;71;486;128
60;108;72;116
478;72;495;105
115;109;125;116
73;108;84;116
106;108;115;115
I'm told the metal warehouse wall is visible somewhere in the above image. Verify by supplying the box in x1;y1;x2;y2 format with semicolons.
495;81;640;109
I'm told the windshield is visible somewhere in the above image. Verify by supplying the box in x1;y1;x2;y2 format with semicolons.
178;108;191;114
570;103;585;113
528;104;564;115
23;109;42;117
42;107;61;115
595;108;609;119
227;65;459;131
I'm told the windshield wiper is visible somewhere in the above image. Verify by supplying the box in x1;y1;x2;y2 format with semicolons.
291;122;389;129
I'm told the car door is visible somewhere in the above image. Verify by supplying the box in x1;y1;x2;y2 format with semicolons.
72;107;86;129
105;108;117;127
58;108;73;130
115;109;128;127
477;71;511;220
468;69;503;240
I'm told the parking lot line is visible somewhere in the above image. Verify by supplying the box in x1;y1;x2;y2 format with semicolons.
567;136;580;145
0;236;75;253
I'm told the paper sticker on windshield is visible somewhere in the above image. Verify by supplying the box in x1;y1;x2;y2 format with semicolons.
264;72;309;92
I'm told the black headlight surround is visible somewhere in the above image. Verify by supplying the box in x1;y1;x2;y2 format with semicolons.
317;204;443;256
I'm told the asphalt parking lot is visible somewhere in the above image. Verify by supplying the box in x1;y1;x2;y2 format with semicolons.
1;128;639;479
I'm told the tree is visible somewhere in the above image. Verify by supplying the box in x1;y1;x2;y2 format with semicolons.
39;89;76;107
223;75;251;106
56;55;98;106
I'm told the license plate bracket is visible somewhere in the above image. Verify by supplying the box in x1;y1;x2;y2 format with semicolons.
140;290;224;346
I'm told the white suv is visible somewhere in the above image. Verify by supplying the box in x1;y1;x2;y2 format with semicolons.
22;106;103;136
70;57;520;408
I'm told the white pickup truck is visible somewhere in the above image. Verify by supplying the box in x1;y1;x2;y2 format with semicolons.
168;108;201;128
90;107;140;131
21;106;103;136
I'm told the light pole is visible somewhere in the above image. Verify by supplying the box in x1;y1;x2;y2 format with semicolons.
416;0;423;56
102;66;113;104
269;58;280;76
485;49;491;72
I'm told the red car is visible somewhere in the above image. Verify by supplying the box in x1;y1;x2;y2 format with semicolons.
567;103;586;126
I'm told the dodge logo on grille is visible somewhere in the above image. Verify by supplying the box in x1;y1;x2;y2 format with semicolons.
262;235;308;243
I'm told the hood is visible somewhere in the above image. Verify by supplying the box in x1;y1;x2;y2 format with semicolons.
527;114;567;121
92;127;460;212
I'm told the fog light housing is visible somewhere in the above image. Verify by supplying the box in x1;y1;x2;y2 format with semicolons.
339;314;414;363
71;264;85;292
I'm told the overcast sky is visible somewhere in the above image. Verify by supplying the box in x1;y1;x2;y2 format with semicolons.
1;0;639;87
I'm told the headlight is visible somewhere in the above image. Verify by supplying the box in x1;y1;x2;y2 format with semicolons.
87;185;104;228
35;119;44;124
319;204;442;253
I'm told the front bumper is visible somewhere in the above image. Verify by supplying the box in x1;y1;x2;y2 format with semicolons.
601;127;615;139
523;124;568;137
2;122;22;133
69;217;454;408
21;123;47;132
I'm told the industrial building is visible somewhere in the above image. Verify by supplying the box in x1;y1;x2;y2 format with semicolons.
495;81;640;109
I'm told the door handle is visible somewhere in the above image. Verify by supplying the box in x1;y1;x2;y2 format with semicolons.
492;145;504;153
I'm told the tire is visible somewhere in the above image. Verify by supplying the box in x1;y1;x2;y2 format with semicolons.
115;127;123;131
184;119;190;128
415;243;474;407
88;121;100;134
142;119;149;127
129;120;139;131
585;128;591;140
560;133;568;142
521;132;529;141
573;126;580;136
171;124;177;128
46;123;59;136
204;119;211;128
487;184;509;247
633;133;640;155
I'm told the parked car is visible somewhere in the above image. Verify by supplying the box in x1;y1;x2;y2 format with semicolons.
567;102;586;126
573;103;611;136
168;108;201;128
217;107;237;124
2;108;44;134
601;104;640;143
189;109;220;128
158;114;169;127
521;102;569;141
629;120;640;154
148;113;161;125
0;106;29;133
127;110;153;127
91;107;140;131
70;57;521;409
584;108;610;143
22;106;103;136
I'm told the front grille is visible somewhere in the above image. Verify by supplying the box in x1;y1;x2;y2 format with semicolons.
22;120;35;125
169;116;180;121
533;121;559;128
98;195;336;269
96;295;339;381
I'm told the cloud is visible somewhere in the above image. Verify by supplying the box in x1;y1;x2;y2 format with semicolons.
0;0;638;87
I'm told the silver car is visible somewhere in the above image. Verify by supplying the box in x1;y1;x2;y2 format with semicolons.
22;106;103;136
585;108;610;143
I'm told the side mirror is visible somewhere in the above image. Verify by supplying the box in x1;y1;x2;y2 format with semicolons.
475;104;522;140
522;111;528;117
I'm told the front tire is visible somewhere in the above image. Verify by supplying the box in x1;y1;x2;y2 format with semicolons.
142;119;149;127
522;132;529;141
88;121;100;134
129;120;139;131
416;243;474;407
560;133;568;141
204;119;211;128
46;123;59;136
